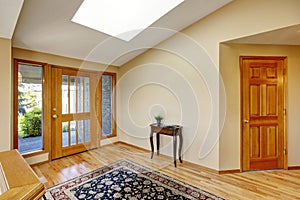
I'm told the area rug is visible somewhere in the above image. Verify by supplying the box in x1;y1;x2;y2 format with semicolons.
44;159;223;200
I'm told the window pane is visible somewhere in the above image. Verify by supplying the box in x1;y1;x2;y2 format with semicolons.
102;75;112;136
70;121;76;145
18;64;43;154
70;76;76;113
84;77;90;112
84;120;90;142
62;75;69;114
78;120;83;144
77;77;84;113
62;122;69;147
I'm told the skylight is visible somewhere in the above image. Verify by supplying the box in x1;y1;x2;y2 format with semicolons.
72;0;184;41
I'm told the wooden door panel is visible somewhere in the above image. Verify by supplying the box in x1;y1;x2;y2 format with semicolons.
266;67;277;78
265;126;277;157
249;126;278;159
250;85;260;116
241;56;286;171
266;85;277;115
51;68;62;159
249;126;260;158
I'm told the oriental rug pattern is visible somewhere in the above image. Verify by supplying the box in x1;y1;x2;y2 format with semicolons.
44;159;223;200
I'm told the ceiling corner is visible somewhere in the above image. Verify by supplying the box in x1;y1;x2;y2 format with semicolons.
0;0;24;39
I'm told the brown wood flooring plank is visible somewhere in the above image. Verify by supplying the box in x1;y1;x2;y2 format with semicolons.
32;142;300;199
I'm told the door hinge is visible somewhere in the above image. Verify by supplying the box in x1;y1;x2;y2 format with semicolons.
284;109;286;116
284;148;287;155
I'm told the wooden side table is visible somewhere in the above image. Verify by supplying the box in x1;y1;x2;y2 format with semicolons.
150;123;183;167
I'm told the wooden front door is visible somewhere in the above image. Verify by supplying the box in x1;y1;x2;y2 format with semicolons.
241;56;287;171
51;67;100;159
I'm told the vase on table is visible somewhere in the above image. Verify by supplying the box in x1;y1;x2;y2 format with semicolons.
154;115;163;126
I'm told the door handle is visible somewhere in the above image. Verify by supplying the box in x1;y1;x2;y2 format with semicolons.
52;114;58;119
244;119;249;123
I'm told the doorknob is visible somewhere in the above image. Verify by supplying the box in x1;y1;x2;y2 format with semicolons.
244;119;249;123
52;114;58;119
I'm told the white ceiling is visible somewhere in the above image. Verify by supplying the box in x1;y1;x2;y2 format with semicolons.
5;0;299;67
0;0;23;39
11;0;232;66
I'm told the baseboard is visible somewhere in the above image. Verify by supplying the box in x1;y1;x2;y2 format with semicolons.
114;141;150;152
218;169;240;174
183;160;219;174
30;160;49;167
219;167;300;174
100;136;119;146
288;166;300;170
114;141;220;174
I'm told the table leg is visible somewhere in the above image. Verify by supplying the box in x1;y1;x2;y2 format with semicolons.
173;134;177;167
150;131;154;159
157;133;160;156
179;130;183;163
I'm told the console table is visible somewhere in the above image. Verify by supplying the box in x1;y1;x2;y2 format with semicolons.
0;150;45;199
150;123;183;167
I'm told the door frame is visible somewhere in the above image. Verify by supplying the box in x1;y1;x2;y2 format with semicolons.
13;59;51;158
240;56;288;171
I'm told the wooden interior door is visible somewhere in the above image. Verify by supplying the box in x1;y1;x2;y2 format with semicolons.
241;56;286;171
51;67;100;159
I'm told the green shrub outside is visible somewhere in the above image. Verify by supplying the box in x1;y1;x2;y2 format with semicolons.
19;107;42;137
62;123;68;132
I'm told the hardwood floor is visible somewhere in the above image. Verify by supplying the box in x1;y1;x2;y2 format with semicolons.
32;142;300;199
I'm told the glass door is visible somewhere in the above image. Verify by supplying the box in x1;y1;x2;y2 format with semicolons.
51;67;100;159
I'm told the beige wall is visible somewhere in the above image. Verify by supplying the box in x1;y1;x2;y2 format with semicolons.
118;0;300;170
0;38;12;151
220;44;300;170
183;0;300;64
118;48;217;168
